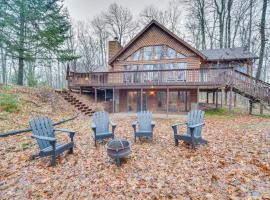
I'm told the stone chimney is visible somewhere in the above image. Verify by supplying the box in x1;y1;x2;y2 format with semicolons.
108;37;123;61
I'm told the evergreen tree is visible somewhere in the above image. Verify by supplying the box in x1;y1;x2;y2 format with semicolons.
0;0;76;85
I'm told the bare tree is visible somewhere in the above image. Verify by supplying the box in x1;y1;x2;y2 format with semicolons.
103;3;137;45
256;0;268;80
91;15;109;66
214;0;226;48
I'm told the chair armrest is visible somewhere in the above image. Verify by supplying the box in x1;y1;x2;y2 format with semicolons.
31;135;56;142
171;122;187;128
171;122;187;135
54;128;77;134
188;123;205;129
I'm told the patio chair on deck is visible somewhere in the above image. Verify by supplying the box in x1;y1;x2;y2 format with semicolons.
91;111;116;146
29;116;77;166
132;111;155;142
171;110;207;149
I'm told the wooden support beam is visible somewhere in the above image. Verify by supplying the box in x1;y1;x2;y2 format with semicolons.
206;92;209;104
249;100;253;115
260;104;263;115
185;91;188;112
112;88;115;113
212;92;215;104
104;89;106;101
215;91;218;108
225;91;227;105
166;87;169;116
221;89;224;108
197;87;200;103
140;88;143;111
234;92;237;107
229;87;233;111
95;88;97;103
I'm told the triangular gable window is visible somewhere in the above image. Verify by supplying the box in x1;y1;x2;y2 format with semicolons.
126;45;186;61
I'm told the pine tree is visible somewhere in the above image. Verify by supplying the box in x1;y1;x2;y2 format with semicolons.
0;0;76;85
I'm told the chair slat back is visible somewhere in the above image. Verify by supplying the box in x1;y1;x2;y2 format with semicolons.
187;110;205;138
93;111;110;133
137;111;152;132
29;117;55;150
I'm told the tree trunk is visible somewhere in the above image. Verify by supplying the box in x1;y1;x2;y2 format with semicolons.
256;0;267;81
248;0;253;50
17;2;25;85
0;48;7;84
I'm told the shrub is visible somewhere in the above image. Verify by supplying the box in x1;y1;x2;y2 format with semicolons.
0;93;18;113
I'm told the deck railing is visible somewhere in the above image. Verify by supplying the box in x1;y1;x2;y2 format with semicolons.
68;67;233;88
233;70;270;104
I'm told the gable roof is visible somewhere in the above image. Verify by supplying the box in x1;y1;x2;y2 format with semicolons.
108;20;206;65
201;47;258;61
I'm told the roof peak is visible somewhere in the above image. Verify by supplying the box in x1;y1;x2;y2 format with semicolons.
108;20;206;65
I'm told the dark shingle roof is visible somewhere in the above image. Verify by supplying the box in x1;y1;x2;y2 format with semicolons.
201;47;258;61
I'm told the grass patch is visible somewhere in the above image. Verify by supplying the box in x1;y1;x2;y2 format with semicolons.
0;93;18;113
205;108;230;116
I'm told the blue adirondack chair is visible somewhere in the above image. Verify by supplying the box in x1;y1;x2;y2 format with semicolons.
29;116;77;166
132;111;155;142
171;110;207;149
92;111;116;146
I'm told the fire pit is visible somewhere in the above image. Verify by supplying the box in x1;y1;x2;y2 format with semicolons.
106;138;131;167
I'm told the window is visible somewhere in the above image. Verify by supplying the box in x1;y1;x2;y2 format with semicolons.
166;47;177;59
143;46;153;60
154;46;164;59
176;63;186;81
125;45;186;61
124;65;132;83
133;50;142;61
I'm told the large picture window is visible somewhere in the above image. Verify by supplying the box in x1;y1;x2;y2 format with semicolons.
126;45;186;61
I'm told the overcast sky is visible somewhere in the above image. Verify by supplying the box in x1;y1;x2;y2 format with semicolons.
64;0;170;21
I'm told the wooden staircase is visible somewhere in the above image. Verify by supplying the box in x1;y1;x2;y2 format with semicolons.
232;71;270;111
56;91;94;116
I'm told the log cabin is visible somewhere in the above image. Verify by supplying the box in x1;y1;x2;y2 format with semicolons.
67;20;270;114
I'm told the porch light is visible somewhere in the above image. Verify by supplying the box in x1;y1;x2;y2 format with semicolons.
149;91;155;95
85;77;89;81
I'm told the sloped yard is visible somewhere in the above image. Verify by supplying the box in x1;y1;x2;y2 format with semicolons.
0;87;269;199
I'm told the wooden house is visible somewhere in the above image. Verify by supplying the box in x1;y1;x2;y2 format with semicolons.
67;20;269;114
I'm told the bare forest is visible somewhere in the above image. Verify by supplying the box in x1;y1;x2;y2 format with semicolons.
0;0;269;88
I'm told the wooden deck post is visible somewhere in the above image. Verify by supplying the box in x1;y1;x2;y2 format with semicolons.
197;87;200;103
104;89;106;101
234;92;237;107
140;88;143;111
206;92;209;104
249;100;253;114
112;88;115;113
215;90;218;108
260;104;263;115
95;88;97;103
212;92;215;104
185;91;188;112
229;86;233;111
166;87;169;116
225;91;227;105
221;89;224;108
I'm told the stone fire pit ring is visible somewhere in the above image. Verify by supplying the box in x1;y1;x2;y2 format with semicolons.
106;138;131;167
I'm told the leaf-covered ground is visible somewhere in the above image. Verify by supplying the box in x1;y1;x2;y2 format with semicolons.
0;86;270;199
